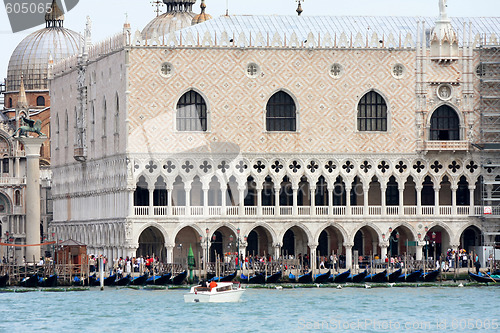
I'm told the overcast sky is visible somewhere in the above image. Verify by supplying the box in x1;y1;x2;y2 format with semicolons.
1;0;499;83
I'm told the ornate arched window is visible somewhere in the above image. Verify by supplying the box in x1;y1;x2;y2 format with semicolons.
176;90;207;131
357;91;387;132
430;105;459;140
266;91;296;131
36;96;45;106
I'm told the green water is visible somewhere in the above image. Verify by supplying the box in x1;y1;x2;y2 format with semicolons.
1;286;499;332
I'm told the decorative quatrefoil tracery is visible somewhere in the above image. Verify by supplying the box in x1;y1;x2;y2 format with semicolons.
146;161;157;173
430;161;443;173
236;161;248;173
413;161;425;173
325;161;336;173
395;161;407;173
181;160;194;173
289;161;301;173
253;161;266;173
448;161;460;173
200;161;212;173
218;161;230;173
466;161;478;173
378;161;390;173
307;161;319;173
361;161;372;173
163;160;176;173
271;160;284;173
342;161;354;173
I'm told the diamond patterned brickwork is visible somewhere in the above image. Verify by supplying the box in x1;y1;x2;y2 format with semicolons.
127;48;422;154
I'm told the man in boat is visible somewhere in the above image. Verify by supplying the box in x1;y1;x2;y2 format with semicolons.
209;280;217;291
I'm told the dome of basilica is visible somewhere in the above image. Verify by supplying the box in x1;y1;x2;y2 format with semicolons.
6;0;81;92
142;0;197;38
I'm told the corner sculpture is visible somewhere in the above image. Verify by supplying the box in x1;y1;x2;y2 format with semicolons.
12;117;45;137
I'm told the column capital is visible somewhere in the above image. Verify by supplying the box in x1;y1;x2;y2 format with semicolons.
308;243;318;249
343;243;354;248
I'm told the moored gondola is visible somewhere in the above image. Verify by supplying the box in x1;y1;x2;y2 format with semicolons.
420;269;440;282
330;270;350;284
146;273;170;285
468;271;500;283
130;274;148;286
171;270;188;285
297;271;313;283
314;270;330;284
39;274;58;287
387;269;402;283
248;273;266;284
266;271;282;284
364;270;387;283
212;271;237;282
20;274;40;287
397;270;421;283
288;273;297;282
115;275;132;286
349;270;367;283
0;274;9;288
94;274;116;286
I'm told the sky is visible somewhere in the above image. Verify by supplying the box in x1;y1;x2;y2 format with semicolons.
0;0;499;83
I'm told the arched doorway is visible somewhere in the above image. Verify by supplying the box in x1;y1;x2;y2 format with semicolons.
387;225;415;258
245;226;272;257
174;226;202;268
209;226;235;262
353;225;380;267
137;226;166;261
281;226;308;258
424;226;451;260
460;226;482;253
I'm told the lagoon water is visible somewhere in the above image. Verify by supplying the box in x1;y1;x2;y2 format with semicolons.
1;286;499;332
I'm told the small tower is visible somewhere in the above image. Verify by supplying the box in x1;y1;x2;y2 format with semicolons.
430;0;458;62
192;0;212;25
296;0;304;16
16;74;29;126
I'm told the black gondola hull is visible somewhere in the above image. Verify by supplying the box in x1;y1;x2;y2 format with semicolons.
131;274;148;286
266;271;282;284
332;270;350;284
387;269;402;283
171;270;188;285
314;270;331;284
397;270;421;283
0;274;8;288
297;271;313;283
421;269;440;282
350;270;367;283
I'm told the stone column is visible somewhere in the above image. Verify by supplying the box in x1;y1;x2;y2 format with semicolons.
202;186;209;216
381;183;387;216
274;185;280;216
17;137;45;263
451;184;457;216
398;185;404;216
344;244;353;269
327;187;333;216
380;244;388;263
468;185;475;215
273;243;280;260
166;186;173;216
256;187;263;216
238;186;245;216
148;185;154;216
184;183;192;216
128;190;135;216
415;243;424;261
372;241;378;256
309;244;317;274
310;187;316;216
363;184;369;216
345;184;352;216
166;245;175;264
416;185;422;216
221;185;227;216
292;187;298;216
434;184;440;215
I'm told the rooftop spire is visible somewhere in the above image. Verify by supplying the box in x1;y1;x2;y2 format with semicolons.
296;0;304;16
439;0;448;20
45;0;64;28
17;74;28;109
192;0;212;25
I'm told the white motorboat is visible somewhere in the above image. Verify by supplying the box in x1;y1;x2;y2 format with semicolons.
184;282;245;303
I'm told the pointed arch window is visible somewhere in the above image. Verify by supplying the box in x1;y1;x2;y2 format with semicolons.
176;90;207;132
357;91;387;132
430;105;459;140
266;91;297;132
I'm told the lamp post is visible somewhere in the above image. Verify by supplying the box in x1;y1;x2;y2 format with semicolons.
236;228;241;270
205;228;209;267
432;231;436;264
